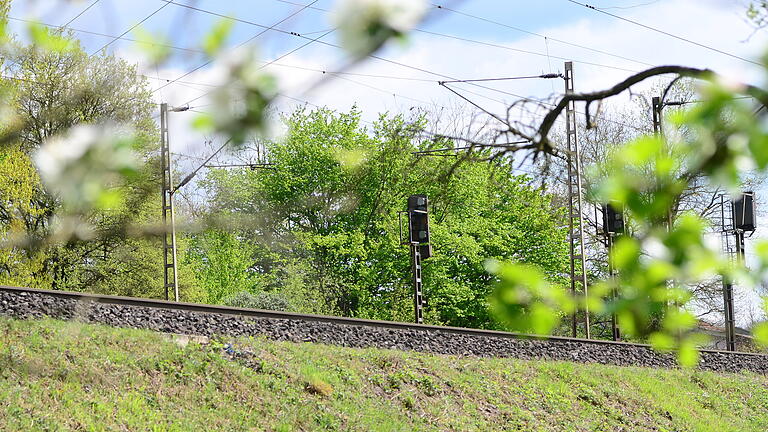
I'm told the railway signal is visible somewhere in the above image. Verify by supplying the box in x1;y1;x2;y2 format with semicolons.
601;202;625;236
721;191;756;351
602;201;625;341
402;194;432;324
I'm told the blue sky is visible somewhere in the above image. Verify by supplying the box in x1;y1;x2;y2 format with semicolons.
11;1;766;113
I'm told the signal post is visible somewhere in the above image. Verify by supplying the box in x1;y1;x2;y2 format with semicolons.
403;194;432;324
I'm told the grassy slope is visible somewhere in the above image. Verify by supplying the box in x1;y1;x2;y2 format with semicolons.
0;318;767;431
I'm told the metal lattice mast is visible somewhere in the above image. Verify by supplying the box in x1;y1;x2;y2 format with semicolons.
410;242;424;324
652;96;662;135
564;61;590;338
160;103;179;302
719;194;739;351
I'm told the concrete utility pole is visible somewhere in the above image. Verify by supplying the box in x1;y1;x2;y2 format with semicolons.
564;61;590;339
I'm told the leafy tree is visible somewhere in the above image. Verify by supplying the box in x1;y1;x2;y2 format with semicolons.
185;230;260;304
0;31;201;300
198;107;570;328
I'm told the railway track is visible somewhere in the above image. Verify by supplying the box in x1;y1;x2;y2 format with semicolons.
1;285;766;374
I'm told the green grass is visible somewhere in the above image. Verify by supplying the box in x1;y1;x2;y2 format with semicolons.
1;317;767;431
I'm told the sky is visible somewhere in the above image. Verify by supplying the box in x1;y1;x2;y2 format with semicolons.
9;0;768;324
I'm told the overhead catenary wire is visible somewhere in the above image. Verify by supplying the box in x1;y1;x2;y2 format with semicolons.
2;9;540;109
153;0;321;96
564;0;762;67
439;82;508;125
10;16;441;85
90;2;170;56
439;74;564;84
13;10;639;135
596;0;661;10
34;2;645;135
182;28;336;106
60;0;101;29
39;11;527;122
271;0;652;73
173;138;232;193
430;3;656;68
147;0;546;108
412;29;641;74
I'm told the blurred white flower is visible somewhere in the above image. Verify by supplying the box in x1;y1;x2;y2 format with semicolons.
195;47;277;145
332;0;427;58
642;236;669;261
34;123;139;213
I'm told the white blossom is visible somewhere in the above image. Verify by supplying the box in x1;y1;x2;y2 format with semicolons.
34;123;139;213
332;0;427;57
199;47;277;145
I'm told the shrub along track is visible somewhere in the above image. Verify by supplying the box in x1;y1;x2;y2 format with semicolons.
1;285;766;374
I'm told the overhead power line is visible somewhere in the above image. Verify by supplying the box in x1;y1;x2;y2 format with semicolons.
60;0;101;29
10;16;205;55
182;28;335;106
413;29;640;73
270;0;647;74
163;1;640;132
90;2;170;56
36;1;641;134
439;74;564;84
440;82;508;124
596;0;661;10
431;3;656;69
565;0;762;67
154;0;321;95
15;14;511;116
155;0;585;107
10;17;440;85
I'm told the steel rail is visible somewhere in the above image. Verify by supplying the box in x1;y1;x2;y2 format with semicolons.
0;285;765;359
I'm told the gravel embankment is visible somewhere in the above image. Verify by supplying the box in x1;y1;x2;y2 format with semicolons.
1;289;766;374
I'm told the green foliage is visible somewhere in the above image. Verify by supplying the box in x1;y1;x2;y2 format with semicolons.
27;23;74;52
199;107;569;327
185;230;259;304
490;73;768;365
0;31;192;300
487;260;574;335
131;27;172;66
202;18;235;57
755;299;768;347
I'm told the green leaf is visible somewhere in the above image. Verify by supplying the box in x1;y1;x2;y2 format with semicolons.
754;322;768;347
192;113;215;132
28;22;74;52
132;27;172;65
649;332;675;351
203;18;235;57
677;339;700;368
609;237;640;271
